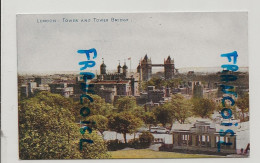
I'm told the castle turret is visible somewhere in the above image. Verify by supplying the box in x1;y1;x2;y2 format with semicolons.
100;58;106;75
117;62;122;73
122;62;128;76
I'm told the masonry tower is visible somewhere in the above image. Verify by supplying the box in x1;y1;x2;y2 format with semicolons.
117;62;122;73
140;55;152;81
164;56;175;79
100;58;106;75
122;62;128;77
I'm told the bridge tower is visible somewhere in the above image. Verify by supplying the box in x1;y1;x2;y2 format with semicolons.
164;56;175;79
140;54;152;81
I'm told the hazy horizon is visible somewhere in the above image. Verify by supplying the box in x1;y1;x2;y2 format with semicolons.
17;13;248;74
18;66;249;75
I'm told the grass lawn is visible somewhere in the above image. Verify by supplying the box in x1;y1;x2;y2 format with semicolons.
109;149;221;159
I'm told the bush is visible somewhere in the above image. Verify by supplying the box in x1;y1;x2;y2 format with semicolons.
139;131;154;144
106;132;155;151
128;139;148;149
106;139;127;151
128;132;154;149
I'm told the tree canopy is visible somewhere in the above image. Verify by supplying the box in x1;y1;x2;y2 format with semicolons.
153;103;175;127
108;112;143;143
87;115;108;135
141;112;157;126
141;77;182;91
153;94;193;125
192;98;216;118
75;94;114;119
236;93;249;121
115;96;137;112
170;94;193;124
19;91;110;159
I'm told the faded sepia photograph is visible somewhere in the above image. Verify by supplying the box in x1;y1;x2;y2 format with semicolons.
17;12;249;159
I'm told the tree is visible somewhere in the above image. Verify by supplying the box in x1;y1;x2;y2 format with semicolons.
153;103;175;127
19;91;110;159
236;93;249;122
132;106;146;118
153;94;192;126
170;94;193;124
130;106;147;139
108;112;143;143
141;112;157;130
115;96;136;112
192;98;216;118
165;78;182;89
87;115;108;135
75;94;113;119
151;77;166;89
141;77;167;90
79;130;111;159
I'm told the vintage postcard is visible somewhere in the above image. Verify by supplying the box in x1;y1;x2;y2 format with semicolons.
17;12;249;159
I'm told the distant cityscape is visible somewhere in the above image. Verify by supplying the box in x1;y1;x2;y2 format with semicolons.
18;54;249;107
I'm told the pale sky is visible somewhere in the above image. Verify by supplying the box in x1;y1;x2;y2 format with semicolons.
17;12;248;74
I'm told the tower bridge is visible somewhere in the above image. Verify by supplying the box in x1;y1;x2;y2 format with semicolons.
137;54;175;81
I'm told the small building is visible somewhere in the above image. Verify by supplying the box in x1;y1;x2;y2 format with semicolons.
170;120;237;155
147;86;165;103
34;77;53;86
89;80;132;103
20;82;50;98
20;85;29;98
49;82;73;98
